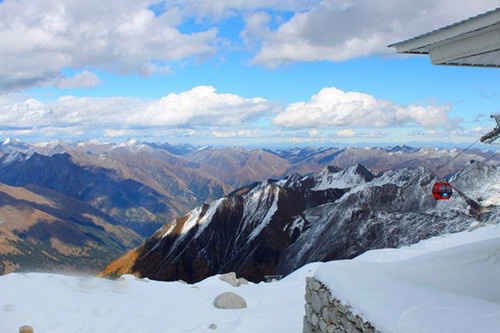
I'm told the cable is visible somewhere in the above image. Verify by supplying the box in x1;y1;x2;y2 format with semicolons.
444;150;499;211
449;150;499;182
435;138;481;173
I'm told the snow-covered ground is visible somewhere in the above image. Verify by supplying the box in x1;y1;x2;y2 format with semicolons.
0;262;321;333
1;222;500;333
316;222;500;333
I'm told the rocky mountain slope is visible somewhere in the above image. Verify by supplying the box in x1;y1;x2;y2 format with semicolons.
0;182;142;275
100;162;499;283
1;138;497;276
0;143;227;236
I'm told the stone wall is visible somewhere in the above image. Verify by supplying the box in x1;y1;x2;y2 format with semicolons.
303;277;380;333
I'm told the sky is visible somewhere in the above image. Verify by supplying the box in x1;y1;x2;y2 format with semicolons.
0;0;499;148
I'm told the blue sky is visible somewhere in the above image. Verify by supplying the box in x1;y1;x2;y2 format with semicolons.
0;0;499;148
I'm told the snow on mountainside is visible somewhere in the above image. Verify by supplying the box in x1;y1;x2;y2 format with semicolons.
450;160;500;206
1;223;499;333
100;162;499;283
2;138;498;182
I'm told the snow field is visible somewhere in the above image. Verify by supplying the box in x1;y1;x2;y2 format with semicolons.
315;223;500;333
0;264;321;333
2;223;500;333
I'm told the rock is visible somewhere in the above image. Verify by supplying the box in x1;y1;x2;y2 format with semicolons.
322;307;338;324
311;313;319;326
305;303;313;321
213;292;247;309
319;319;328;333
237;277;248;285
311;292;323;314
319;288;330;304
19;326;34;333
208;323;217;330
310;279;322;291
219;272;239;287
303;317;315;333
305;289;312;303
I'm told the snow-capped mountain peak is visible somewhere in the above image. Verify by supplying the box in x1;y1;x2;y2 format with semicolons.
101;163;498;283
312;164;376;191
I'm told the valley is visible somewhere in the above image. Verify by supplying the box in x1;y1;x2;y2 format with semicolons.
0;138;498;277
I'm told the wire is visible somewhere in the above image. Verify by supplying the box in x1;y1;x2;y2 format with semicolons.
435;138;481;173
445;151;499;210
450;150;499;182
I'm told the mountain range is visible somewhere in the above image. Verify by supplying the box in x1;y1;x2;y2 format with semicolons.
1;138;498;275
99;161;499;282
0;182;142;274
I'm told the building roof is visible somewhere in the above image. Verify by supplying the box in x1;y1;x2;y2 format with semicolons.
389;8;500;67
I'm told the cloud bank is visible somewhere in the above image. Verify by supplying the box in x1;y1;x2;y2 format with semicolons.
0;86;275;132
0;85;478;142
245;0;498;67
273;87;451;129
0;0;217;91
0;0;496;91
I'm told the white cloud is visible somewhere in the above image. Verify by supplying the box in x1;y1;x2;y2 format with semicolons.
246;0;498;67
362;129;389;138
212;129;257;138
287;137;326;143
103;129;136;138
164;1;317;22
240;11;272;48
409;126;491;139
127;86;275;127
0;0;217;91
0;86;275;133
54;71;102;89
273;87;451;129
337;129;356;137
308;129;318;137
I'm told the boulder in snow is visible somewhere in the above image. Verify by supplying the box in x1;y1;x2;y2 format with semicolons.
219;272;248;287
213;292;247;309
219;272;239;287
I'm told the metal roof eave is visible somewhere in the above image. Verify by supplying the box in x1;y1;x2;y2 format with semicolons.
389;8;500;53
389;8;500;68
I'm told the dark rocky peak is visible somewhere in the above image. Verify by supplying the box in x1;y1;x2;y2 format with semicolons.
310;164;377;191
351;164;376;182
325;165;342;173
148;142;197;156
100;161;497;284
277;172;305;188
384;145;418;153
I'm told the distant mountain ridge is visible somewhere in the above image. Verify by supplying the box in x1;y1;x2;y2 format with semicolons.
1;138;497;236
0;182;142;274
3;138;498;178
1;138;498;275
100;162;499;283
0;144;227;236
